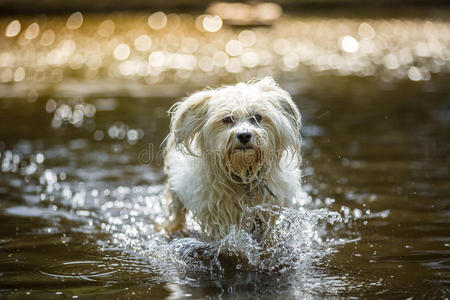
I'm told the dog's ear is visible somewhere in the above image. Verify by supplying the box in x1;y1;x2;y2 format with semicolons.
255;77;301;132
169;90;212;155
255;77;302;166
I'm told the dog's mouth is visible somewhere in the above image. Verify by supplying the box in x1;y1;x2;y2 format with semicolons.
234;145;253;151
226;145;263;184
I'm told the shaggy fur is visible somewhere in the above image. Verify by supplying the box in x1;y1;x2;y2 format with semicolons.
163;77;303;240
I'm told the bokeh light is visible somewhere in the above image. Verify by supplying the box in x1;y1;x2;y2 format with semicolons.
358;23;376;40
134;35;152;52
225;40;243;56
148;51;165;67
5;20;21;37
40;29;55;46
24;23;39;40
66;12;84;30
340;35;360;53
0;13;448;89
114;44;131;61
148;12;167;30
238;30;256;47
202;15;223;32
97;19;115;37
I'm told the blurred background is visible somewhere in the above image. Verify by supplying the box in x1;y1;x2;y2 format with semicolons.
0;0;449;299
1;1;449;97
1;0;450;13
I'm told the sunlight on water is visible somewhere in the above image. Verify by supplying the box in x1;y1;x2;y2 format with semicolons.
1;145;355;295
0;13;449;97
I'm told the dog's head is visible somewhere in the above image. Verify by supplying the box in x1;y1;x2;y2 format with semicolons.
169;77;301;183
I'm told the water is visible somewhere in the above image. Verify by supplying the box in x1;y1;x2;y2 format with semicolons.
0;11;449;298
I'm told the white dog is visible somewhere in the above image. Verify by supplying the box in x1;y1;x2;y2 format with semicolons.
163;77;302;241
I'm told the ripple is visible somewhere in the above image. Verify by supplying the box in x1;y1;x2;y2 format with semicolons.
41;261;117;282
5;205;85;222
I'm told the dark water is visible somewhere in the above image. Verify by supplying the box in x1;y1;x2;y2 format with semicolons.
0;12;449;298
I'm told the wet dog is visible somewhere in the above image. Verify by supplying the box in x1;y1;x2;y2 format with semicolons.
163;77;302;241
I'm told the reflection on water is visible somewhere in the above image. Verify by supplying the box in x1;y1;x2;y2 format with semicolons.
0;10;449;299
1;11;449;97
0;128;348;297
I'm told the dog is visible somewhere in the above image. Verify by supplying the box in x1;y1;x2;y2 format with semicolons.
163;77;302;241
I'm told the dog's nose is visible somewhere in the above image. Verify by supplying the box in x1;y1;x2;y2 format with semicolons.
237;131;252;144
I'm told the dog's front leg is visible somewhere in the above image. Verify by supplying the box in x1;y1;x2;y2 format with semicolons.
163;191;186;234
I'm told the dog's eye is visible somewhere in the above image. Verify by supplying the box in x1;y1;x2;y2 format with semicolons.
250;114;262;124
222;116;234;124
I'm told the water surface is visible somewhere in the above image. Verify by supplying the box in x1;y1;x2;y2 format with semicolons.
0;11;449;298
